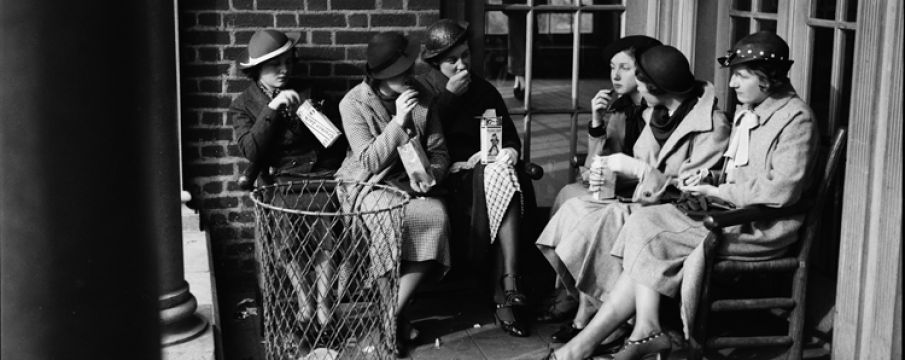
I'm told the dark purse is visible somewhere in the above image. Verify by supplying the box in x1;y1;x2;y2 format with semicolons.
673;192;736;220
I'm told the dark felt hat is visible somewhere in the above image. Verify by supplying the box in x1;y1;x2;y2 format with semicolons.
718;31;794;69
601;35;662;62
238;30;300;69
365;32;421;80
422;19;470;62
637;45;696;95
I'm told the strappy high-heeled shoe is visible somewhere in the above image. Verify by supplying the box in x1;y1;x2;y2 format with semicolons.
501;273;528;307
612;331;672;360
551;323;582;343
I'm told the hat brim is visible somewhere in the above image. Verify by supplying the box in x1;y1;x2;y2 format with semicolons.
421;21;470;62
368;39;421;80
718;55;794;69
238;33;301;70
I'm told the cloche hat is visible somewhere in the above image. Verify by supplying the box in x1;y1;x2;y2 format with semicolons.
637;45;696;95
601;35;662;62
422;19;470;62
366;32;421;80
718;31;793;69
238;30;300;69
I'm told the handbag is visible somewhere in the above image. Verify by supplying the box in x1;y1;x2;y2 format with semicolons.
673;191;736;220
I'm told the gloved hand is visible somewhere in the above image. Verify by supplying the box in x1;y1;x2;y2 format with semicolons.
496;147;519;166
449;151;482;173
604;153;650;180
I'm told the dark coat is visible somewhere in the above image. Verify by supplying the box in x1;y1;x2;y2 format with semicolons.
230;79;347;179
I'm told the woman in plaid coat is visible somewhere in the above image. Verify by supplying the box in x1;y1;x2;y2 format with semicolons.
335;31;450;357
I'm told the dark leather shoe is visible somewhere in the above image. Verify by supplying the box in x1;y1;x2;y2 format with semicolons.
513;85;525;102
551;323;582;343
495;303;529;337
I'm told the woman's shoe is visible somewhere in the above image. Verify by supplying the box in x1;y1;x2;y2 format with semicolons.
495;303;530;337
501;274;528;307
612;331;672;360
551;323;582;343
513;85;525;102
537;289;578;323
538;348;558;360
590;322;632;355
393;316;418;358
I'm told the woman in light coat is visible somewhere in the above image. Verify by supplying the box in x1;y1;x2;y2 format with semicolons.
546;32;819;360
335;31;450;357
535;45;730;349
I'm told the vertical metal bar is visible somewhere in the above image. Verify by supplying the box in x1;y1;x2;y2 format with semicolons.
523;0;535;164
568;1;581;182
828;26;846;136
466;0;486;78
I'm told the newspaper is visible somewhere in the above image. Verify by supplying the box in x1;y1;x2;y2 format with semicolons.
397;136;436;187
296;100;342;147
480;109;503;164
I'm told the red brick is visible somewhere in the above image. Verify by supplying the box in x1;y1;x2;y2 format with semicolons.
193;163;236;176
332;0;374;10
183;64;230;77
228;211;256;223
201;112;225;125
227;79;251;92
232;0;254;10
407;0;439;10
371;13;416;27
417;12;439;26
235;31;256;45
334;62;365;76
307;0;328;10
182;80;200;94
312;31;332;44
297;46;344;61
199;79;223;93
258;0;303;10
224;13;274;28
382;0;403;9
348;14;368;27
224;46;246;62
209;213;228;226
309;62;332;76
197;47;220;62
180;14;196;29
202;145;227;157
239;227;256;239
299;13;347;27
209;224;237;238
185;94;233;108
226;241;254;256
335;30;377;45
181;0;229;11
276;14;298;27
197;13;221;26
203;181;224;194
183;30;231;45
346;45;367;61
228;144;242;156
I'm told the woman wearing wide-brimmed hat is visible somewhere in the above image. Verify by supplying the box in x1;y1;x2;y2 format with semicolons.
545;33;818;360
415;19;540;338
230;29;348;329
335;31;451;357
538;45;732;359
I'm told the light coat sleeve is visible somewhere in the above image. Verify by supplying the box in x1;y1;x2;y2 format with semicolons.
339;97;410;174
716;113;818;208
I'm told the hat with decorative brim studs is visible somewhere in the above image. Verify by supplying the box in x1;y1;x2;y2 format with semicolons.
238;30;301;69
718;31;794;69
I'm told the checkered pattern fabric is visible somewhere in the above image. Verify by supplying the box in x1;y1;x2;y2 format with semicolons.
483;162;522;243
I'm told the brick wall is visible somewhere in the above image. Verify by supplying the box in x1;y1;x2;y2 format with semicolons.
178;0;440;283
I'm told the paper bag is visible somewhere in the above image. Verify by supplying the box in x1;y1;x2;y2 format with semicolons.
397;137;436;187
296;100;342;147
480;109;503;164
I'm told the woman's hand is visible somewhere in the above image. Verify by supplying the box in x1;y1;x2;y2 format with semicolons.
496;147;518;166
268;89;301;111
679;184;719;197
394;89;419;128
604;153;649;180
449;152;482;173
445;70;471;96
410;178;433;194
591;89;615;127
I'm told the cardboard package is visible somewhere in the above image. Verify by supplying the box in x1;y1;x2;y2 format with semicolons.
480;109;503;164
589;156;616;200
296;100;342;147
397;136;436;186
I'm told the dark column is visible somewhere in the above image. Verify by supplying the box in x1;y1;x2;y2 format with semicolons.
1;0;202;359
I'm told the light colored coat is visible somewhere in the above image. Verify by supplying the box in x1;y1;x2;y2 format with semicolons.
614;87;819;338
537;82;731;301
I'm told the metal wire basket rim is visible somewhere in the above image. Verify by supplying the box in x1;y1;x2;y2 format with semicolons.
249;179;411;216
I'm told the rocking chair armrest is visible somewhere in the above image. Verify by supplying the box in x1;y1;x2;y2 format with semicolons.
703;198;814;230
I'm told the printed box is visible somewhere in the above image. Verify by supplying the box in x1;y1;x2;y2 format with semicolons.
480;109;503;164
296;100;342;148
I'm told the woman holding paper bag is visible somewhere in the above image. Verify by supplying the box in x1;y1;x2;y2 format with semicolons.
546;32;818;360
230;29;347;330
535;45;730;349
416;19;537;338
335;31;451;357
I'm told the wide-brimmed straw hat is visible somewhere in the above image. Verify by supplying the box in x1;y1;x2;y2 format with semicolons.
365;32;421;80
237;30;300;69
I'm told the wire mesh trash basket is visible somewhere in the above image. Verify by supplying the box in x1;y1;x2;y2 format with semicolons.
250;178;410;360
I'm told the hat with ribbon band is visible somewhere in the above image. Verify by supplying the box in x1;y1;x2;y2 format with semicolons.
366;32;421;80
238;30;300;69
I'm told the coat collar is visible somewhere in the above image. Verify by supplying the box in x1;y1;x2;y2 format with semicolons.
655;81;718;165
738;85;797;126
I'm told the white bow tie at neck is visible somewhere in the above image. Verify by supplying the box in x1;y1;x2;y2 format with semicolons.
724;110;759;169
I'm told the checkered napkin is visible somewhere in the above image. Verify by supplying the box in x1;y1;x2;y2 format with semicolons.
483;162;523;243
